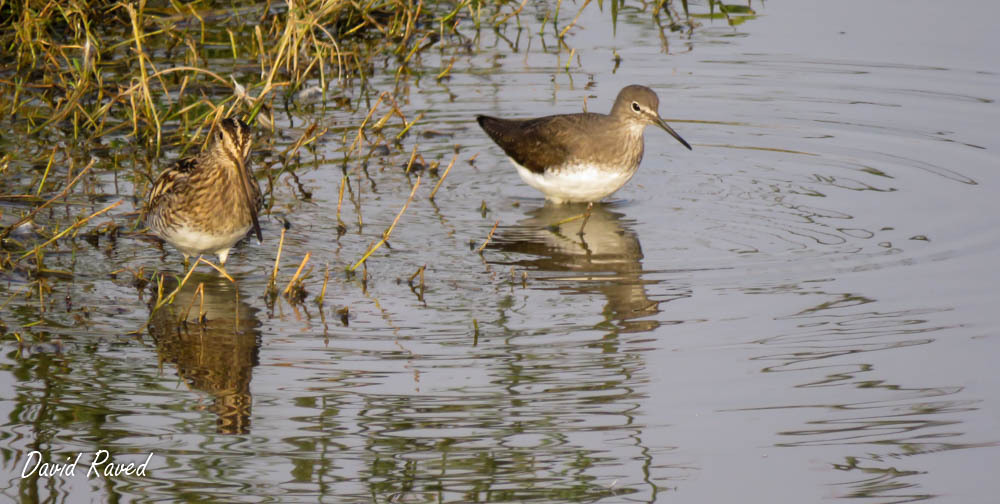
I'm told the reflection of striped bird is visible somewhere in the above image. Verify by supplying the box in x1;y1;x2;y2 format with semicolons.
145;118;262;265
147;275;260;435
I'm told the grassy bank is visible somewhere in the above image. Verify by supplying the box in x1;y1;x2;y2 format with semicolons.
0;0;719;324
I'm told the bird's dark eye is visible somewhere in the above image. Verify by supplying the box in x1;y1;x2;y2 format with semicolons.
631;101;641;112
218;131;225;141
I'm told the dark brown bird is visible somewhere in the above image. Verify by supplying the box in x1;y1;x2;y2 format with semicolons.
145;118;262;266
476;85;691;203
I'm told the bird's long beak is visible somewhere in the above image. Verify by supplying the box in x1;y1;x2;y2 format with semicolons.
654;116;692;151
236;157;262;243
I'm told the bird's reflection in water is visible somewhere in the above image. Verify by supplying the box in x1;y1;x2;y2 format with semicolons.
147;274;261;434
490;202;667;333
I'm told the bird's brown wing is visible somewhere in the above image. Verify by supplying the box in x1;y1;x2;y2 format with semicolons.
477;115;590;174
143;158;195;221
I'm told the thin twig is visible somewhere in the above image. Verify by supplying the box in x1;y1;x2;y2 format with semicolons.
1;158;95;240
349;176;421;271
558;0;592;38
283;252;311;296
315;264;330;305
429;153;458;200
178;282;205;323
152;258;202;312
396;112;424;139
494;0;528;27
403;144;419;173
336;174;347;226
408;264;426;286
382;175;421;241
196;257;235;283
16;200;122;264
577;202;594;236
269;227;286;288
475;219;500;254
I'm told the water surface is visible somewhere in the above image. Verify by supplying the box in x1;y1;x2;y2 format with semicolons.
2;0;999;502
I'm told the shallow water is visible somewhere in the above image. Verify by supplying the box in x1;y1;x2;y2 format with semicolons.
3;0;1000;502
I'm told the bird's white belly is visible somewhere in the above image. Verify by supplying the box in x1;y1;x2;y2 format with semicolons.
162;225;249;258
512;160;634;203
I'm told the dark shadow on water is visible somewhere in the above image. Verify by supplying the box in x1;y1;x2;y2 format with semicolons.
147;274;261;435
488;201;683;334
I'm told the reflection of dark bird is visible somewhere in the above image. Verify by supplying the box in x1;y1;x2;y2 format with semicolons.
476;85;691;203
148;274;260;434
145;118;262;266
491;203;667;332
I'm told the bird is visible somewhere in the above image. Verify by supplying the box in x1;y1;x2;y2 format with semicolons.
476;84;692;203
144;118;262;267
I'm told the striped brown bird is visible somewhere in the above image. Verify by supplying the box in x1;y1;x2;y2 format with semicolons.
145;118;262;266
476;85;691;203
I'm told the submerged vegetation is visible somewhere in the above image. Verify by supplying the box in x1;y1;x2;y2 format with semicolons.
0;0;767;500
0;0;707;153
0;0;751;335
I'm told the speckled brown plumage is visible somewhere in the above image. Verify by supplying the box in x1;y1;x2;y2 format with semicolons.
145;118;262;265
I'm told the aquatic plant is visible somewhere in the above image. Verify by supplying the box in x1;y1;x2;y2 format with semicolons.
0;0;704;322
